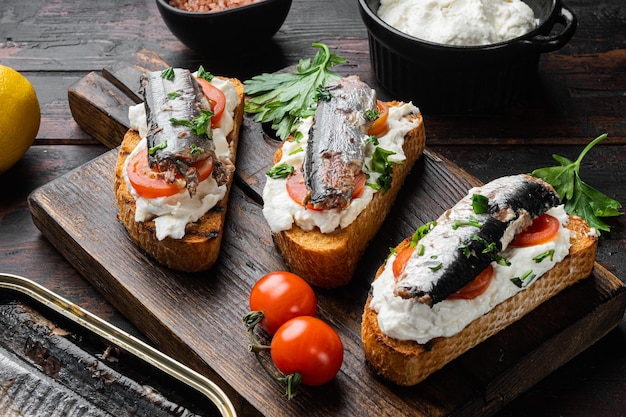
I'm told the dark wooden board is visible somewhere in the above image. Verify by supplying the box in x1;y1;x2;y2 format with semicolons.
27;116;626;416
35;49;626;416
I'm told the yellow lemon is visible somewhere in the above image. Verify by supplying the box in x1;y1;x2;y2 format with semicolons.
0;64;41;174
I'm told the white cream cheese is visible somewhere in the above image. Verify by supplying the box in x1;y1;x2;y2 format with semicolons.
262;102;420;234
377;0;538;46
123;76;237;240
369;205;571;344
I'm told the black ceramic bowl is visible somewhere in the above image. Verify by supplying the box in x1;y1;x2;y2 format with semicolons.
358;0;577;113
156;0;292;55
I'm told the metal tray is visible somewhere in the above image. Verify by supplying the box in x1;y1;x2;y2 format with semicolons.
0;273;236;417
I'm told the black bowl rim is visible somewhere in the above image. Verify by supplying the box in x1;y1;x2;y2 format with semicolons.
156;0;291;17
357;0;562;51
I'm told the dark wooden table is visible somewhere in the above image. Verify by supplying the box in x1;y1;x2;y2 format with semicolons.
1;0;625;416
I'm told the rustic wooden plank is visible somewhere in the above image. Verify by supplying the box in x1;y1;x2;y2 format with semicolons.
27;110;626;416
67;72;135;149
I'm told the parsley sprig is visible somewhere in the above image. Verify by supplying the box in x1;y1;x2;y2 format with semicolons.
531;134;622;235
244;43;346;140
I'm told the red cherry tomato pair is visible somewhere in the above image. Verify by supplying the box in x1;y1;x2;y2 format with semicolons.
245;271;344;397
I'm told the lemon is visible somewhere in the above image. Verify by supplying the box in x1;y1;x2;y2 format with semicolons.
0;64;41;174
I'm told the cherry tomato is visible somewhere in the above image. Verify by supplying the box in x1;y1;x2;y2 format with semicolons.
285;167;366;210
367;100;389;137
195;77;226;128
392;246;415;278
270;316;343;386
249;271;317;335
509;213;560;248
127;146;213;199
447;264;494;300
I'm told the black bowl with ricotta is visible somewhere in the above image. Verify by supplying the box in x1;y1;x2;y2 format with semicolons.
358;0;577;113
156;0;292;55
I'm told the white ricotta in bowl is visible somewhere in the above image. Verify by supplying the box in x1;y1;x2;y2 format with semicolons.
377;0;538;46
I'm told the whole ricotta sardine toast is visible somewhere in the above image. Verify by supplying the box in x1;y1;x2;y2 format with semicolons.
361;173;599;386
261;74;425;288
114;67;244;272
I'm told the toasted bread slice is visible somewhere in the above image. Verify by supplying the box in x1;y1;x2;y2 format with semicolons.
361;215;597;386
272;106;426;288
113;77;244;272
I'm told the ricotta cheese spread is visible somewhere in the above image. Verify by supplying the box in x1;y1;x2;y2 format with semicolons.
123;76;237;240
377;0;538;46
369;205;571;344
262;102;420;234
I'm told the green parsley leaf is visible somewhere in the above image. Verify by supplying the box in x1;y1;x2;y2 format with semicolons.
364;108;380;121
170;109;214;136
267;163;295;179
533;249;555;263
410;221;437;247
167;91;181;99
452;215;482;230
161;67;175;80
368;147;403;195
196;65;214;82
148;141;167;155
314;86;333;102
244;43;346;140
531;134;622;235
471;194;489;214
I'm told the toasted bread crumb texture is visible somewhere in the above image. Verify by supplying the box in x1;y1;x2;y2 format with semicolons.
113;77;244;272
361;216;597;386
274;110;426;288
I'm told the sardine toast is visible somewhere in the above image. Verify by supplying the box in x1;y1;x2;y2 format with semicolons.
114;69;244;272
361;175;598;386
262;76;425;288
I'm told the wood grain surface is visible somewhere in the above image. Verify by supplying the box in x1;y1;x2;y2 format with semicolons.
2;0;626;416
27;108;626;416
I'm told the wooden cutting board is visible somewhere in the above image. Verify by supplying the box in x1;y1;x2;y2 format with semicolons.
29;49;626;417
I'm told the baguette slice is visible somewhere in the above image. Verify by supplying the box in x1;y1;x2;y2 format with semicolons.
272;106;426;288
113;77;245;272
361;215;598;386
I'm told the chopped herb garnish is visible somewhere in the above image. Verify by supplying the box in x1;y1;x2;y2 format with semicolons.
410;221;437;247
267;163;295;179
196;65;214;82
429;263;443;272
430;255;438;260
190;144;204;155
161;67;175;80
471;194;489;214
167;91;181;99
417;244;425;256
315;86;333;102
366;135;379;146
533;249;555;263
452;215;482;230
170;109;214;136
288;147;303;156
495;254;511;266
531;134;622;235
368;147;403;195
148;141;167;155
459;244;472;258
511;269;537;288
364;107;380;121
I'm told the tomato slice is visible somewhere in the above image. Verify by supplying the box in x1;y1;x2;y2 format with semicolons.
447;264;494;300
392;246;415;278
127;146;213;199
367;100;389;137
509;213;560;248
270;316;343;387
285;167;366;210
195;77;226;128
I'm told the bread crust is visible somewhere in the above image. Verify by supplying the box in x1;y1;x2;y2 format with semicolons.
272;106;426;288
113;77;245;272
361;215;598;386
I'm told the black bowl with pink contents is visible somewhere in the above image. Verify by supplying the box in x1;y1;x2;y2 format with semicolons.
156;0;292;55
358;0;577;113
